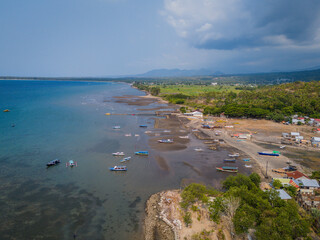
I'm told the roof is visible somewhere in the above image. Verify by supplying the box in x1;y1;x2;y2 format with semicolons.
291;132;300;136
277;189;292;200
314;119;320;122
312;137;320;141
273;178;291;184
286;171;310;180
297;179;320;188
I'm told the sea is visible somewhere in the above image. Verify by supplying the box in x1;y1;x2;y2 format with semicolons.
0;80;247;240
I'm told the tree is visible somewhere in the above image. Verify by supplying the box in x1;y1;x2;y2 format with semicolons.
249;173;261;187
233;204;256;234
223;196;240;237
272;179;282;189
183;212;192;227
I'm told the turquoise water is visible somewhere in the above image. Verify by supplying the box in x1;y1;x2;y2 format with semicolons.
0;80;249;240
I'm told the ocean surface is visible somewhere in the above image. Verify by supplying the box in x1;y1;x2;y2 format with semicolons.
0;80;248;240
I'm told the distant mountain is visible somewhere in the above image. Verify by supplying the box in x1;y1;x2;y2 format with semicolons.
136;68;224;77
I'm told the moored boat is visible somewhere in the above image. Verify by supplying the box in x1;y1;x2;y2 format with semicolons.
158;139;173;143
223;159;236;162
139;125;147;128
228;153;239;157
280;145;286;149
47;159;61;167
120;157;131;163
194;148;203;152
66;160;77;167
3;109;10;112
243;158;250;162
258;151;280;156
245;164;252;168
113;126;121;129
179;136;189;139
135;151;149;156
216;166;238;173
109;166;127;171
113;152;125;156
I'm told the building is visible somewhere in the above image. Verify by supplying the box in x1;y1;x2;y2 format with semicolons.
296;179;320;194
272;178;299;188
292;118;305;124
286;171;310;180
276;189;292;200
290;132;300;138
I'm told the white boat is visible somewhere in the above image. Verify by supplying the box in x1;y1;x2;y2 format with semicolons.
145;131;152;133
179;136;189;139
280;145;286;149
158;139;173;143
245;164;252;168
134;134;140;137
125;134;132;137
113;126;121;129
120;157;131;163
113;152;125;156
194;148;203;152
192;129;199;132
228;153;240;157
163;130;171;133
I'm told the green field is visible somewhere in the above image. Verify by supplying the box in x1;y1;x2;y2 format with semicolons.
159;84;241;96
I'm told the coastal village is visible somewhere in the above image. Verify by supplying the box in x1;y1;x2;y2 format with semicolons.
143;102;320;240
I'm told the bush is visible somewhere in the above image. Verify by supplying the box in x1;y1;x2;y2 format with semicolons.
183;212;192;227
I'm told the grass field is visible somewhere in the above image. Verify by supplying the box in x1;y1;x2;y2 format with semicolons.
159;85;241;96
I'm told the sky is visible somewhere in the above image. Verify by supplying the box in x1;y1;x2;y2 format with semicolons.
1;0;320;77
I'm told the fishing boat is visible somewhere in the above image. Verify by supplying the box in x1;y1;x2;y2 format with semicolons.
179;136;189;139
258;151;280;156
280;145;286;149
120;157;131;163
216;166;238;173
243;158;250;162
46;159;61;167
125;133;132;137
3;109;10;112
228;153;239;157
113;152;125;156
113;126;121;129
145;131;152;133
135;151;149;156
66;160;77;167
223;159;236;162
158;139;173;143
194;148;203;152
134;134;140;137
139;125;147;128
109;166;127;171
163;130;171;133
245;164;252;168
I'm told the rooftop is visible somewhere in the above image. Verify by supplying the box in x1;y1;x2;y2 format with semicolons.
286;171;309;180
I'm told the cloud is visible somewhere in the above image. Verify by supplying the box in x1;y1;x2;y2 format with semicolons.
162;0;320;50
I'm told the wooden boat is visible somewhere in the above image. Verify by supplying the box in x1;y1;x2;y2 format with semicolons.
113;126;121;129
179;136;189;139
139;125;148;128
135;151;149;156
125;134;132;137
66;160;77;167
258;151;279;156
109;166;127;171
47;159;60;167
134;134;140;137
194;148;203;152
113;152;125;156
158;139;173;143
120;157;131;163
224;159;236;162
245;164;252;168
3;109;10;112
243;158;250;162
280;145;286;149
228;153;239;157
216;166;238;173
163;130;171;133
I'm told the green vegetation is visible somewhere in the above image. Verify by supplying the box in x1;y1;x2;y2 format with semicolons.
310;171;320;180
136;81;320;121
181;174;312;239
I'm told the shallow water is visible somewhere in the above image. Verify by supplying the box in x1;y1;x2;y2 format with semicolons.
0;80;249;240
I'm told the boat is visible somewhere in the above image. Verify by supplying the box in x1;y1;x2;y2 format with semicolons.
125;134;132;137
158;139;173;143
179;136;189;139
245;164;252;168
243;158;250;162
134;134;140;137
113;126;121;129
145;131;152;133
3;109;10;112
280;145;286;149
216;166;238;173
120;157;131;163
192;129;199;132
113;152;125;156
47;159;61;167
228;153;239;157
258;151;280;156
194;148;203;152
139;125;148;128
135;151;149;156
109;166;127;171
163;130;171;133
66;160;77;167
223;159;236;162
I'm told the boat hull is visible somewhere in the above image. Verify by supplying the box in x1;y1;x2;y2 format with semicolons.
258;152;279;156
216;167;238;173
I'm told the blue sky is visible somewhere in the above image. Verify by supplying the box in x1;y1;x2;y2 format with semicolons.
1;0;320;77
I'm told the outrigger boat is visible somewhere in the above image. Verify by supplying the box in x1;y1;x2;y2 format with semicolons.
258;151;280;156
280;145;286;149
245;164;252;168
139;125;148;128
216;166;238;173
109;166;127;171
113;126;121;129
194;148;203;152
66;160;77;167
243;158;250;162
120;157;131;163
223;159;236;162
113;152;125;156
158;139;173;143
228;153;239;157
179;136;189;139
135;151;149;156
47;159;61;167
125;133;132;137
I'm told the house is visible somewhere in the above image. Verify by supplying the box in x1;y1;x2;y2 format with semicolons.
282;133;290;138
276;189;292;200
311;137;320;143
296;179;320;194
211;82;218;86
191;111;203;118
314;119;320;127
290;132;300;138
286;171;310;180
292;118;305;124
272;178;299;188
